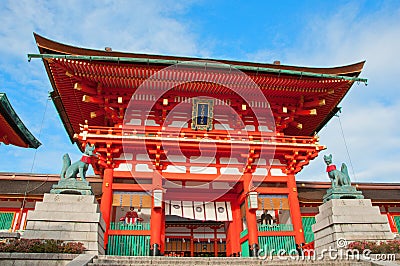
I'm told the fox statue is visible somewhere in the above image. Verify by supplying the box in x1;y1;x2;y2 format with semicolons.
61;143;96;181
323;154;351;188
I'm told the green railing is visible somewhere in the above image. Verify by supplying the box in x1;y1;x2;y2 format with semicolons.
393;216;400;232
107;222;150;256
240;240;250;257
108;234;150;256
240;228;248;239
0;212;14;230
258;224;293;232
258;235;296;256
109;222;150;230
301;216;316;243
240;224;296;257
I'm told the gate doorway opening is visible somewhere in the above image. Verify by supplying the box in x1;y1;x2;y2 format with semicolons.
164;217;226;257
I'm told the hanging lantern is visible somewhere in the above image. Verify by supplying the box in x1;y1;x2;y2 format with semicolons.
248;191;258;210
153;189;163;208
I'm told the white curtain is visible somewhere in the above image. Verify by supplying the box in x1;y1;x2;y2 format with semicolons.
165;201;232;221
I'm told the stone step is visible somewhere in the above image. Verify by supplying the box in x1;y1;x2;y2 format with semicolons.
88;256;372;266
92;258;262;264
88;262;268;266
88;261;370;266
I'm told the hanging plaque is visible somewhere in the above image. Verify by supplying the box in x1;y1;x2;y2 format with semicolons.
191;98;214;130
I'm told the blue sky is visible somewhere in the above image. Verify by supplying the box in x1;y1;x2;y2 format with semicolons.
0;0;399;182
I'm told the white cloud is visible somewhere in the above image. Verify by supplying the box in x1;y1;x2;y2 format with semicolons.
292;4;400;182
298;101;400;182
0;0;204;174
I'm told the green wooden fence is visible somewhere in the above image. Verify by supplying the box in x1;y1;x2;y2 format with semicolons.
393;216;400;232
301;216;316;243
258;235;296;256
240;224;296;257
240;240;250;257
109;222;150;231
107;222;150;256
0;212;14;230
258;224;293;232
240;228;248;239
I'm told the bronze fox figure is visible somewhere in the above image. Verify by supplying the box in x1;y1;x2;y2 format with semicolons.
61;143;96;181
323;154;351;188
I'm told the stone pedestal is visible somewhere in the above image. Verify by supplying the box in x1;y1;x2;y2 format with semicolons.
323;185;364;203
312;199;394;254
50;179;93;195
23;193;105;255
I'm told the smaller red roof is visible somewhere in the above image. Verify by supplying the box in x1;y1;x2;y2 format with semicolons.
0;93;41;148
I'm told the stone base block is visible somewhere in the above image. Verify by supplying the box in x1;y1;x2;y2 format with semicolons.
323;186;364;203
22;193;105;255
50;179;93;195
312;199;394;254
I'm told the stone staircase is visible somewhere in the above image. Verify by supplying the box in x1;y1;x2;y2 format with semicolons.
88;256;374;266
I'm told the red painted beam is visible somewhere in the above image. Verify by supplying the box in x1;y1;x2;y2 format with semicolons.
112;183;153;191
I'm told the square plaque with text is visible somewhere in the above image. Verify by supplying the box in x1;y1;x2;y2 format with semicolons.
191;98;214;130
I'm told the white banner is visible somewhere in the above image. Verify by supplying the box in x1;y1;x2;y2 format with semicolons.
165;201;232;221
194;202;205;220
205;202;216;221
170;200;183;217
182;201;194;219
215;202;228;221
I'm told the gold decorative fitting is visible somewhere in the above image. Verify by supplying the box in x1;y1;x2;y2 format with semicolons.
82;95;90;102
74;83;82;90
309;109;317;115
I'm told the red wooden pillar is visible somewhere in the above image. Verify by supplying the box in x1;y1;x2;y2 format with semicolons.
384;206;397;232
213;227;218;257
190;228;194;257
100;167;114;248
14;202;25;231
243;172;259;257
150;170;163;256
287;174;305;245
229;201;242;256
226;225;231;257
160;203;166;254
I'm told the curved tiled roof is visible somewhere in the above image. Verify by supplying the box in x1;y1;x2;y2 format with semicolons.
0;93;41;148
32;33;366;141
